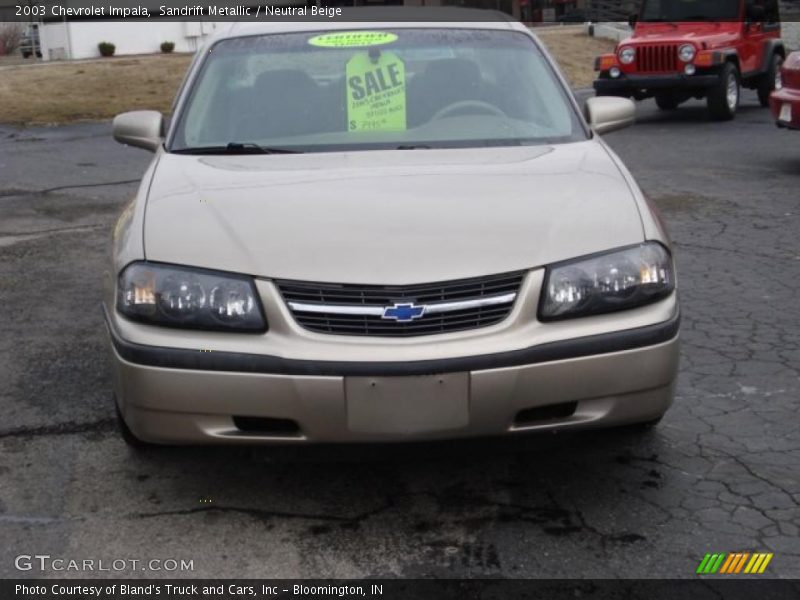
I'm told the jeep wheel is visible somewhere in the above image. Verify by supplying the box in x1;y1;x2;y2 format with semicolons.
707;62;740;121
758;53;783;108
655;94;680;111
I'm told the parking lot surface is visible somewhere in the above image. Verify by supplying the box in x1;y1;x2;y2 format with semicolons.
1;92;798;578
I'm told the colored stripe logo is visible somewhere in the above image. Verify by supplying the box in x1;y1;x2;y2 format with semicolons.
696;552;773;574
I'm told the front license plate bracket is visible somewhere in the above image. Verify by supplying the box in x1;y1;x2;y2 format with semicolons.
345;373;469;435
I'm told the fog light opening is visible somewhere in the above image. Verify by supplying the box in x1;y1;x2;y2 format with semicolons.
232;416;302;437
609;66;622;79
514;402;578;426
685;64;696;76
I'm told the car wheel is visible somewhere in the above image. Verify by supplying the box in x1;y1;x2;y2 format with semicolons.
114;396;156;450
655;93;680;111
22;51;31;58
707;62;740;121
758;53;783;108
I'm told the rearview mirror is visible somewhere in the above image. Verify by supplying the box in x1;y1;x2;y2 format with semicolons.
628;14;638;28
585;97;636;135
113;111;164;152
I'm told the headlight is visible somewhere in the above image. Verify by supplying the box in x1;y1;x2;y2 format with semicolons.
618;47;636;65
539;243;674;321
679;44;696;63
117;262;266;332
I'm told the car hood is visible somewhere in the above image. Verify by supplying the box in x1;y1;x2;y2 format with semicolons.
144;142;644;284
624;23;739;49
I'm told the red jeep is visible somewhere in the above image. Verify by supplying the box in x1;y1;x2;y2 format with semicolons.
593;0;786;121
770;51;800;130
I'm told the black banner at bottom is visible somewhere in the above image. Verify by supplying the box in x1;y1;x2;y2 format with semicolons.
3;579;800;600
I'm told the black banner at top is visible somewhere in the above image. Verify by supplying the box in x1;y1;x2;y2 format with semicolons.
4;0;800;23
1;1;523;23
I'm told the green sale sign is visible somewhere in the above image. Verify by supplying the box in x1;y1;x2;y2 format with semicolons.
346;51;407;132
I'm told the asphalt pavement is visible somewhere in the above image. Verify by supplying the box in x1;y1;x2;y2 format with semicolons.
1;91;798;578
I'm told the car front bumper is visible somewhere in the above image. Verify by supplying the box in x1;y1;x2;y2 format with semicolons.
770;86;800;130
594;73;720;96
105;275;680;444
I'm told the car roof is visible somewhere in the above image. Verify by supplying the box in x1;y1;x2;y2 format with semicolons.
210;9;526;44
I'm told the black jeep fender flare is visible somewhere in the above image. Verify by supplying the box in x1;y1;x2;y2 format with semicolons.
715;48;740;71
758;39;786;73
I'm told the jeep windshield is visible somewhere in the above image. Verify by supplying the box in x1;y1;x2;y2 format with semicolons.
169;28;586;154
640;0;740;22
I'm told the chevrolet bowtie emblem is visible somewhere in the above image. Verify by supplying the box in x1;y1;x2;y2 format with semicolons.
382;303;426;322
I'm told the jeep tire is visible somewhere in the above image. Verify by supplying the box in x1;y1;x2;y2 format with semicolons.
655;93;680;111
707;62;740;121
758;53;783;108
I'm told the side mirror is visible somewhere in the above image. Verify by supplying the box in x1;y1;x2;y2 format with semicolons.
745;4;765;21
628;14;638;28
585;96;636;135
113;111;164;152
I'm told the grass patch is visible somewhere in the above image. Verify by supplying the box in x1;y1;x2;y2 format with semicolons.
0;30;614;126
537;29;616;88
0;54;192;125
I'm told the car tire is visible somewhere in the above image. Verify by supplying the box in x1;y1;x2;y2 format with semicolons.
758;53;783;108
114;397;156;450
22;51;31;59
707;62;740;121
655;93;680;111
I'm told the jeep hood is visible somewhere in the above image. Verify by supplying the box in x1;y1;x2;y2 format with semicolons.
143;142;644;284
624;22;740;49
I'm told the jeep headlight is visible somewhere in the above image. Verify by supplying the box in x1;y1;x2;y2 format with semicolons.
618;47;636;65
539;243;674;321
679;44;696;63
117;262;266;331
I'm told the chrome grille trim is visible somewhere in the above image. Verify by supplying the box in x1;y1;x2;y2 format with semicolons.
287;292;517;317
277;272;524;337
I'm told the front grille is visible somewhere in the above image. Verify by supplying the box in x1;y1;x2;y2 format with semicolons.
277;271;524;337
635;45;679;73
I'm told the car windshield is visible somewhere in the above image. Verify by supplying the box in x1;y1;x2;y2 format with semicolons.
169;28;586;154
640;0;740;21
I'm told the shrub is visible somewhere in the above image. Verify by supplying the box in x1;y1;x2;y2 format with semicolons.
160;41;175;54
0;23;25;55
98;42;115;57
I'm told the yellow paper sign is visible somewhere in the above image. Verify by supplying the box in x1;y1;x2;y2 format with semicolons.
346;51;406;132
309;31;398;48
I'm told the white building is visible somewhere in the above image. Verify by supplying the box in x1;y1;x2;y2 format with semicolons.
37;20;223;60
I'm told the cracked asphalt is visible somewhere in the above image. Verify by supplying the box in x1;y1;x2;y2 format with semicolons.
1;90;798;579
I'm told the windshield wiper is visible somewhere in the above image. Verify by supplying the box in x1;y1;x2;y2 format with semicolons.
172;142;303;155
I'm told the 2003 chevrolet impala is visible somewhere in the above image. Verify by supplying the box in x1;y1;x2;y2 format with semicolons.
106;17;680;446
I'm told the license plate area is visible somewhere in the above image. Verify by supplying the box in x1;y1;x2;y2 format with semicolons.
346;373;469;435
780;103;792;123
